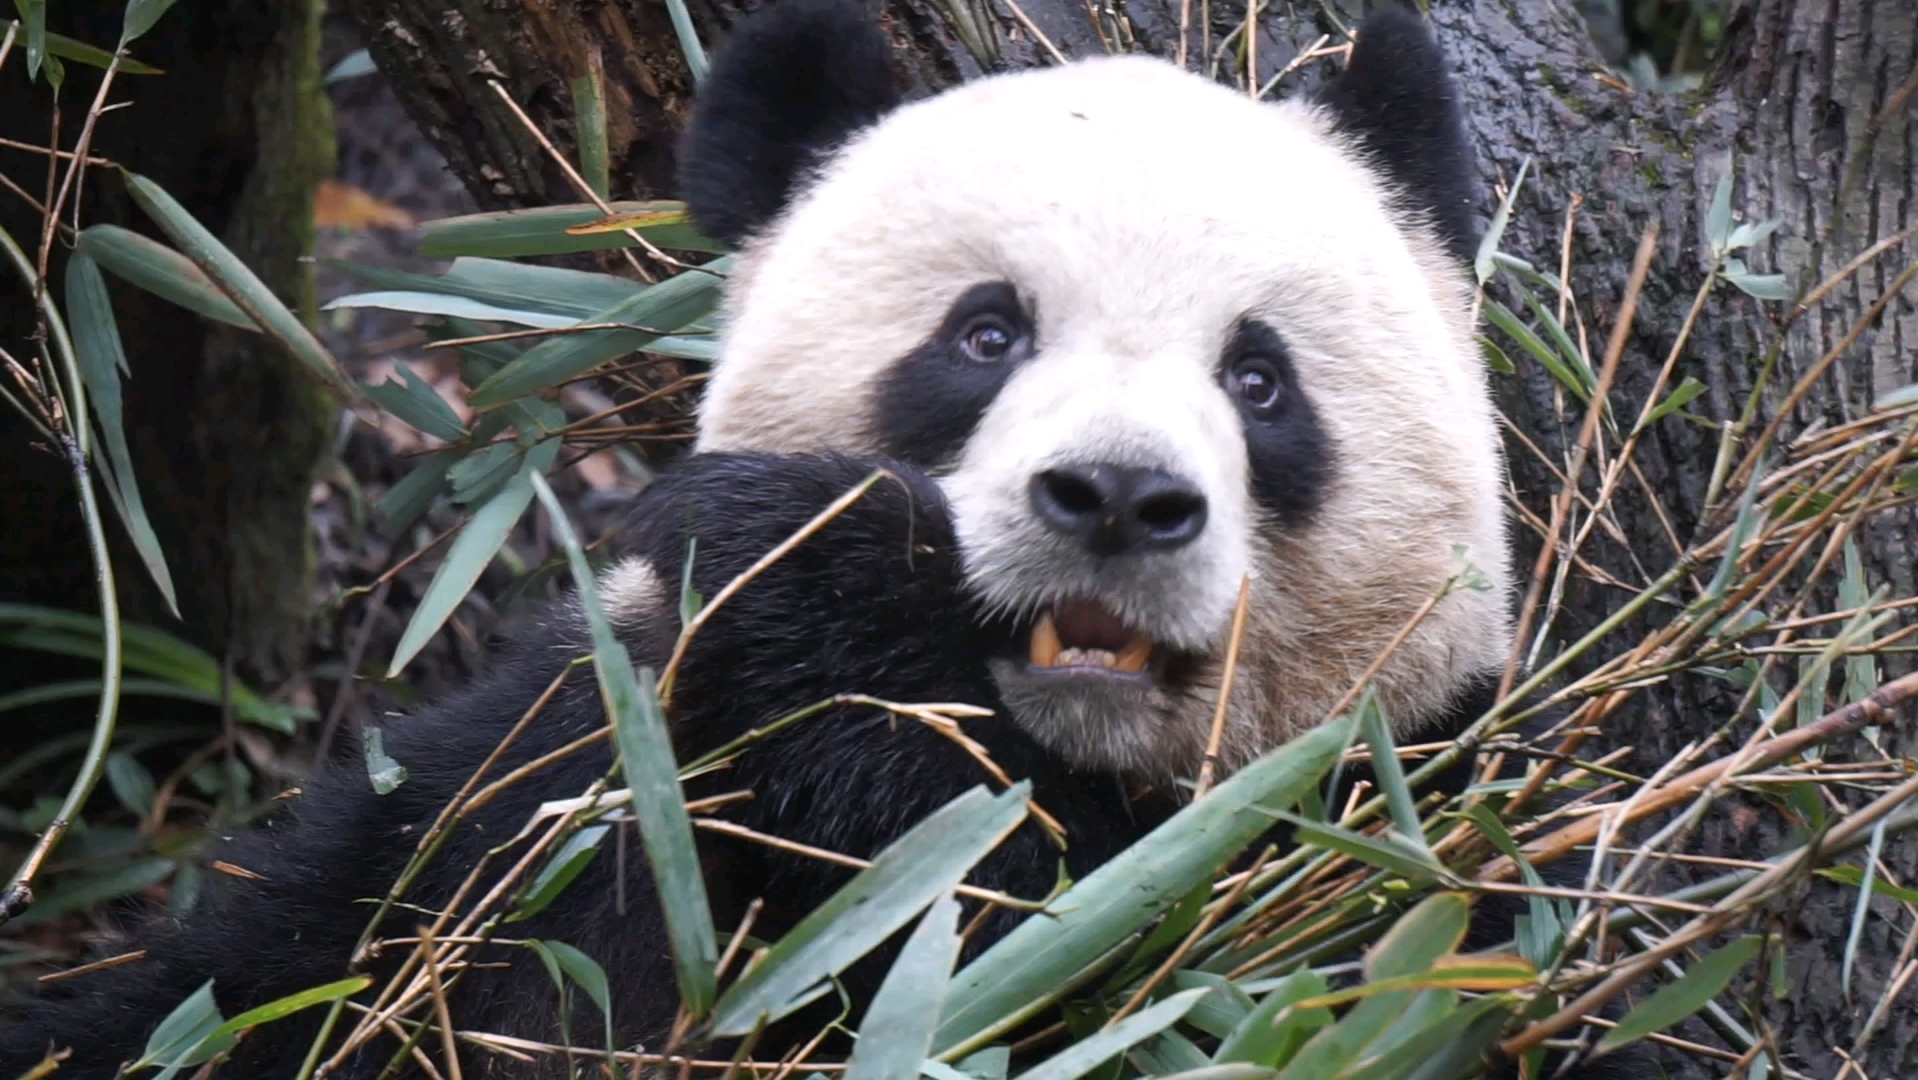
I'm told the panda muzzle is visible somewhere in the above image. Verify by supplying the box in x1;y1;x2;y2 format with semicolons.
1029;600;1153;674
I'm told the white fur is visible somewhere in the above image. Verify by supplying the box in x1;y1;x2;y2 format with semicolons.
694;54;1510;780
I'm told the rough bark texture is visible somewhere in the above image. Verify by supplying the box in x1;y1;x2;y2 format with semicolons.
0;0;335;689
346;0;1917;1073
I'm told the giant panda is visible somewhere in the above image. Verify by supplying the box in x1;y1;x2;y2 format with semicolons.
0;1;1643;1077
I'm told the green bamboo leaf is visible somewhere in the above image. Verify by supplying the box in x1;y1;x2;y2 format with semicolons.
420;202;726;258
0;604;295;731
137;976;372;1077
1213;969;1331;1069
15;0;46;80
122;172;357;401
1474;156;1529;286
1594;936;1762;1053
529;939;617;1066
570;62;611;199
1367;893;1472;980
0;675;222;715
326;290;576;329
385;463;538;676
330;256;643;318
1873;383;1918;412
1706;171;1734;256
361;725;408;794
1841;819;1887;1003
1817;865;1918;907
65;254;179;614
1156;1068;1277;1080
530;472;719;1018
1639;376;1706;430
1014;989;1208;1080
1261;811;1445;884
104;749;157;817
468;258;731;407
1481;299;1589;404
379;449;455;536
664;0;709;83
1725;218;1781;252
1721;262;1791;301
0;19;163;72
1171;971;1254;1040
847;894;965;1080
934;716;1352;1057
131;979;222;1078
510;824;609;922
1354;688;1428;856
1465;804;1570;967
1514;283;1596;392
362;362;467;442
122;0;186;43
711;784;1030;1036
6;857;176;927
76;225;256;329
1291;956;1535;1009
1345;995;1510;1080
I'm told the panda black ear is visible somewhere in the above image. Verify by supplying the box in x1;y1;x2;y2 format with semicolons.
1315;5;1480;265
676;0;903;247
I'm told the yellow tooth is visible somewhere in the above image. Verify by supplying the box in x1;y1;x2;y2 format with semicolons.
1030;611;1062;667
1114;633;1153;673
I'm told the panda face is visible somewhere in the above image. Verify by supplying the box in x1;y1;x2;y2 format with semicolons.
681;6;1512;781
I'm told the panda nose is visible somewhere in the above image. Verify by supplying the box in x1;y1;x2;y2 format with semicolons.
1030;464;1209;556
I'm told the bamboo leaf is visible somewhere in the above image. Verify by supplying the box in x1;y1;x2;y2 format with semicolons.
663;0;709;83
1481;299;1589;404
0;19;163;73
122;0;186;43
324;48;375;83
1841;819;1887;1003
1706;171;1734;256
65;254;179;614
15;0;46;80
1594;936;1762;1053
1639;376;1707;430
379;450;455;536
1817;865;1918;907
386;463;538;676
531;472;719;1018
1355;688;1429;856
468;258;731;407
847;894;965;1080
934;716;1353;1057
529;940;617;1066
130;979;223;1078
76;225;256;329
570;58;611;200
1261;811;1445;885
326;290;578;329
510;825;609;922
1014;989;1209;1080
420;202;726;258
362;362;468;442
149;974;370;1074
1291;955;1536;1010
1474;157;1529;285
1213;969;1331;1068
710;784;1030;1036
361;725;408;794
122;171;357;401
104;750;157;818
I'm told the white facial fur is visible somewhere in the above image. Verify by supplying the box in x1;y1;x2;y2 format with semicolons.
693;54;1511;782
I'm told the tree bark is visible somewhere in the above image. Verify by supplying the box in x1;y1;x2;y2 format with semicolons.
0;0;336;690
345;0;1916;1073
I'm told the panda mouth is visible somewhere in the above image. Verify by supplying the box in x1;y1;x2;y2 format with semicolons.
1028;600;1154;675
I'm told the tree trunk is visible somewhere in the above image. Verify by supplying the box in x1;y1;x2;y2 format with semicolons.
345;0;1916;1073
0;0;336;692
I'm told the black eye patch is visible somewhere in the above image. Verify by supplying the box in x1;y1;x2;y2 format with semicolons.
871;281;1035;468
1221;319;1333;524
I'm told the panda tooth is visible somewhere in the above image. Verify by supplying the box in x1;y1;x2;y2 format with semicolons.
1031;612;1062;667
1114;634;1153;673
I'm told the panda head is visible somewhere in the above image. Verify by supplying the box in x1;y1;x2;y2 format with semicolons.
675;0;1512;781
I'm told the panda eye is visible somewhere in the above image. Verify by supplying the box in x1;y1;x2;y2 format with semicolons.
1228;357;1284;412
958;316;1019;364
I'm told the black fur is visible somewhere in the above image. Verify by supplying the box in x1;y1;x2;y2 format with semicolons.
1224;319;1333;524
872;281;1036;467
1316;5;1482;265
675;0;903;246
0;453;1173;1077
